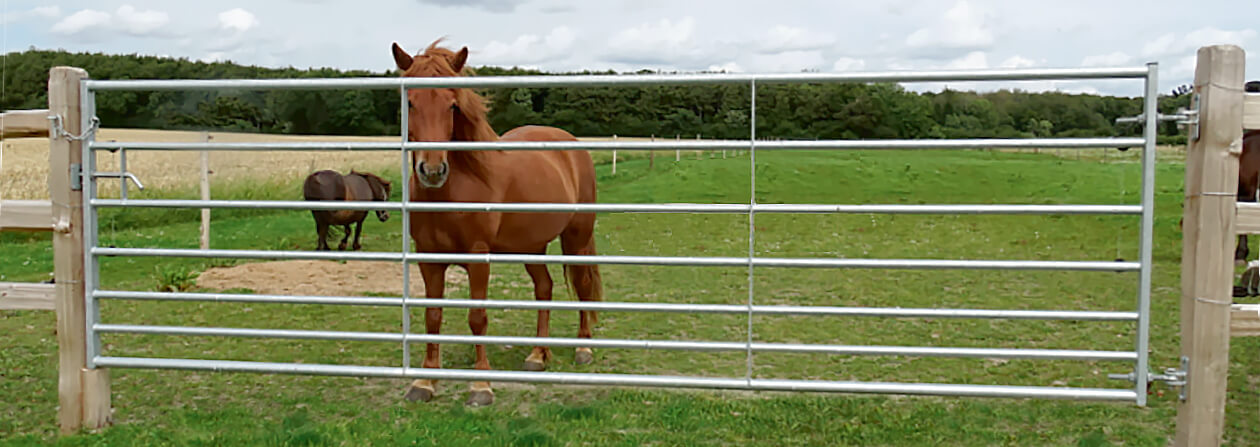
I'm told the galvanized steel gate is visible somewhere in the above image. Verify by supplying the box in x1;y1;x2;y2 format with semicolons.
78;64;1160;404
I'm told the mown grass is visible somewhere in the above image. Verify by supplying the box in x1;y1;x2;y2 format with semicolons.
2;148;1258;446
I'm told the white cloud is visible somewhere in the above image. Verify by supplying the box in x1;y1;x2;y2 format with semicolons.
905;0;993;51
998;55;1037;69
745;50;825;73
1141;34;1177;57
1143;27;1256;58
944;51;988;69
3;6;62;24
50;9;111;35
31;6;62;18
605;17;717;66
218;8;259;33
50;5;169;37
478;27;577;66
1081;51;1133;67
759;25;834;53
707;61;743;73
115;5;169;35
832;57;866;72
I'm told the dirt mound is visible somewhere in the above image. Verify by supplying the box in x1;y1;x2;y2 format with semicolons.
197;260;471;297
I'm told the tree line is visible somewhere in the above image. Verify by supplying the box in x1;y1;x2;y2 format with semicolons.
1;49;1191;144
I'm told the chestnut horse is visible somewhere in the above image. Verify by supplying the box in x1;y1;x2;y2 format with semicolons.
392;39;603;406
1235;130;1260;263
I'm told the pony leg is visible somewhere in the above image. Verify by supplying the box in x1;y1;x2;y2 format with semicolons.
315;218;329;251
352;220;364;251
561;225;602;366
1237;234;1250;265
405;262;447;403
466;259;494;406
337;224;351;251
522;263;553;371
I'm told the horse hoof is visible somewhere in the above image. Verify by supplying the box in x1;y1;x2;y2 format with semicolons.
523;359;546;371
466;389;495;407
353;244;362;251
404;384;436;402
575;348;594;365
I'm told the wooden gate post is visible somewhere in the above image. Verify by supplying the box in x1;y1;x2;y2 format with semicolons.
1176;45;1245;447
49;66;111;434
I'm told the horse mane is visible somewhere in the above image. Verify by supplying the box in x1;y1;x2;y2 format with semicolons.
349;170;391;201
403;39;500;185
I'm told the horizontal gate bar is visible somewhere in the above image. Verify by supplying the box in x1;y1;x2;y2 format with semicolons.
84;66;1150;91
92;356;1139;401
94;324;1137;362
89;138;1146;152
91;247;1142;272
90;199;1144;215
93;290;1140;321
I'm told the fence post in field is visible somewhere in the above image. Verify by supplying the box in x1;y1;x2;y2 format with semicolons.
649;134;655;169
696;134;702;160
611;134;617;175
49;66;112;434
1175;44;1245;447
675;134;680;162
200;132;211;250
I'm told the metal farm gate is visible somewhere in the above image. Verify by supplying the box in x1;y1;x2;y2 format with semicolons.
74;64;1161;404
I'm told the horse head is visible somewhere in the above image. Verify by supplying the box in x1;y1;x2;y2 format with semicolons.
392;39;486;189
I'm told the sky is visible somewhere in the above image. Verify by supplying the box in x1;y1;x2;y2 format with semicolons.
3;0;1258;97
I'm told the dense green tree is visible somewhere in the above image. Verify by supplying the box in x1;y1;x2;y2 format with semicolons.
0;49;1193;143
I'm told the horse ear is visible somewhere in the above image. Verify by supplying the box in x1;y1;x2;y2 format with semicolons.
392;42;413;71
450;46;469;73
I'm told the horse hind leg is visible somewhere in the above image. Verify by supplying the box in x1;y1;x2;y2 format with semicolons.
338;224;351;251
1237;234;1250;266
522;263;554;371
561;223;602;366
314;216;330;251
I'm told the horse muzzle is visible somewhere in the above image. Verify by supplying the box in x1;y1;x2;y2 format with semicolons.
375;210;390;222
416;161;449;189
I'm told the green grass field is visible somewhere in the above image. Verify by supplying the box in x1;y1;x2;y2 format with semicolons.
2;148;1258;446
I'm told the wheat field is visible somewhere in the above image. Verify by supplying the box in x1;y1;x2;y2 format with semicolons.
0;130;687;199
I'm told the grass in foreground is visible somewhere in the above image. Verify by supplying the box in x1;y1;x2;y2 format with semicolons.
2;148;1257;446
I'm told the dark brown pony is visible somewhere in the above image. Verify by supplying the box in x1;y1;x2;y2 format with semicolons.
392;39;603;406
302;170;392;251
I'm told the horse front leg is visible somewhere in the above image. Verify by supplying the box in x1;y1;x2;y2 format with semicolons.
466;258;494;406
522;263;553;371
405;262;447;403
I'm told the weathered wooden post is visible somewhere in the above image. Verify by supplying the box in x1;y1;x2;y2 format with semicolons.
200;132;211;250
49;66;112;433
1175;44;1244;447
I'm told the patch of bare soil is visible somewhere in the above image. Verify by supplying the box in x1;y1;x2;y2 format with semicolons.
196;260;473;297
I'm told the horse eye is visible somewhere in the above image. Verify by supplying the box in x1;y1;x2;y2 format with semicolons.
407;100;414;108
